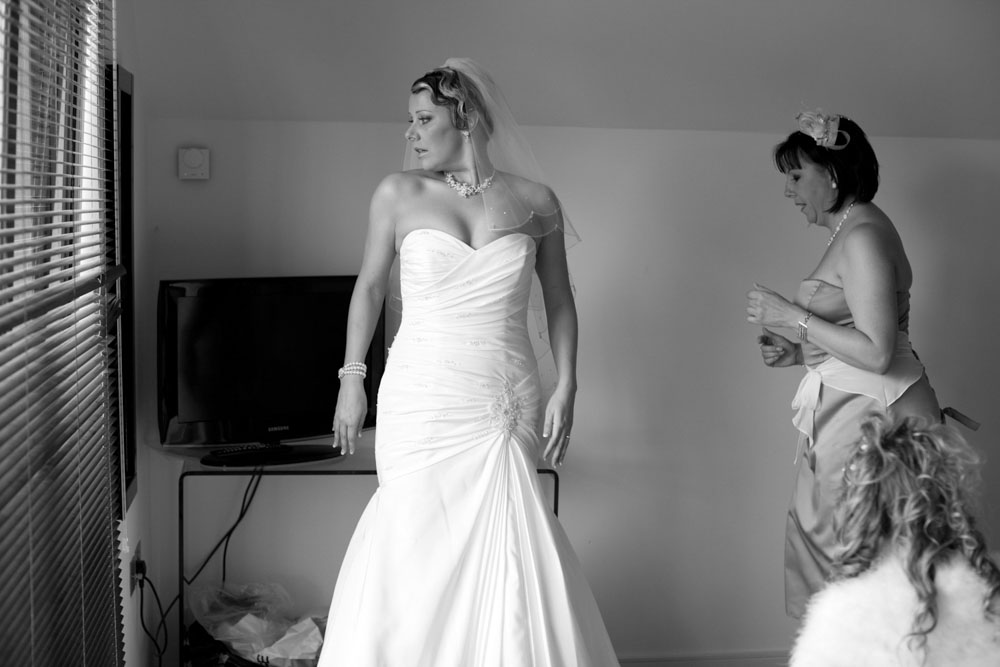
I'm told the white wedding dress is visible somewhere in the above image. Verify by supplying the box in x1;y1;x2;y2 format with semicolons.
318;229;619;666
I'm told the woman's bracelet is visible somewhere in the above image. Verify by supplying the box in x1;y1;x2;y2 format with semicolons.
338;361;367;380
797;312;814;342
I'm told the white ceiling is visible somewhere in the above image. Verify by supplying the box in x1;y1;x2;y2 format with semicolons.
131;0;1000;139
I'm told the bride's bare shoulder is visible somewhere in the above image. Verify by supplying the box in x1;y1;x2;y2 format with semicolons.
373;170;437;202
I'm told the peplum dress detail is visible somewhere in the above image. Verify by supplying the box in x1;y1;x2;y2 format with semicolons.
784;279;941;618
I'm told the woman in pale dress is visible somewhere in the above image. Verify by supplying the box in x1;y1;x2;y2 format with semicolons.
318;58;618;666
746;111;942;617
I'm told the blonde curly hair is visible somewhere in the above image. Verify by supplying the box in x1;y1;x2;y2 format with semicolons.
833;413;1000;652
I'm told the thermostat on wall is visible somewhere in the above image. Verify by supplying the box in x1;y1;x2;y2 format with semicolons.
178;147;210;180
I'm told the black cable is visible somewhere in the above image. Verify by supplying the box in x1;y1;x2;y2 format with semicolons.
157;593;180;642
144;574;169;656
185;471;263;585
222;468;264;582
149;471;265;656
138;575;165;667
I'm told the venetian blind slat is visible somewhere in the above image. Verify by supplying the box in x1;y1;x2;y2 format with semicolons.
1;0;122;662
0;251;107;297
0;297;102;377
0;343;106;440
0;268;116;335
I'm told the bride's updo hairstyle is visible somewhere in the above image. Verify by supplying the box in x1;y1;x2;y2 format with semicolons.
773;114;879;213
411;67;494;136
834;413;1000;650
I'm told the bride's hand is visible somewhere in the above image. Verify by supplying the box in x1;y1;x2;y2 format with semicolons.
332;378;368;455
542;385;576;466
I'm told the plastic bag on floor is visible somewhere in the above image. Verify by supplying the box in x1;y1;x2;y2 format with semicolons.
188;583;325;665
254;616;325;665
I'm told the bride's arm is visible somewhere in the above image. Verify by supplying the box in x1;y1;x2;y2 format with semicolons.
536;218;578;466
333;174;400;454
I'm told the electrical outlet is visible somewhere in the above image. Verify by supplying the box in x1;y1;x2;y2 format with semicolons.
129;541;141;595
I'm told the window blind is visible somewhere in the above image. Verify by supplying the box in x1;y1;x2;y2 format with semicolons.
0;0;125;665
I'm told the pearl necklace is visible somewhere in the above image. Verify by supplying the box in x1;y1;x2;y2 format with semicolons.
827;201;856;246
444;172;494;198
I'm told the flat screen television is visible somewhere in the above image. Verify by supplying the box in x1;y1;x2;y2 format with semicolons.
157;275;384;466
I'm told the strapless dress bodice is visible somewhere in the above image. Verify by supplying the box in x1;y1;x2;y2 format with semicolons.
795;279;911;366
399;229;535;318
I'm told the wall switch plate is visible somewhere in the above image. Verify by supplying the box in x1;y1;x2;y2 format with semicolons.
178;147;210;180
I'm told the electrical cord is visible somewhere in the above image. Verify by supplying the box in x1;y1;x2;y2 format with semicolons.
221;469;263;582
137;562;166;667
185;470;263;586
137;470;265;662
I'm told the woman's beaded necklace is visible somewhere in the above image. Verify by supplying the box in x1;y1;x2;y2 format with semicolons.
444;172;495;198
827;201;856;246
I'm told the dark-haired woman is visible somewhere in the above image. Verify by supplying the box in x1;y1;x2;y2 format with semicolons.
790;414;1000;665
318;58;618;666
746;111;942;618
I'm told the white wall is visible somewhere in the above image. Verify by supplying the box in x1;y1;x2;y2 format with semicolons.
135;117;1000;663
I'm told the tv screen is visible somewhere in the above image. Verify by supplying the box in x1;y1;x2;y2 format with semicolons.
157;275;384;465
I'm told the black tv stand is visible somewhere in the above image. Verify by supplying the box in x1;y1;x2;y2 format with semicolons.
199;442;343;467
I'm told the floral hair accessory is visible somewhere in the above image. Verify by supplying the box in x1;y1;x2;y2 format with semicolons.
796;109;850;150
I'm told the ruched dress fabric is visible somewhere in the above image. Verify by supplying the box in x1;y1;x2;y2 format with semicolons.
784;279;940;619
318;229;619;667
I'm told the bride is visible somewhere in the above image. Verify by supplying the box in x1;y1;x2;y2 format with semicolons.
318;58;619;666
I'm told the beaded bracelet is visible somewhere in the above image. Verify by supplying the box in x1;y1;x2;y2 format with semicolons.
797;312;814;342
337;362;367;380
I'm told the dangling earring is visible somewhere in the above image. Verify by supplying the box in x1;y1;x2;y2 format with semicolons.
832;181;838;189
462;130;470;141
